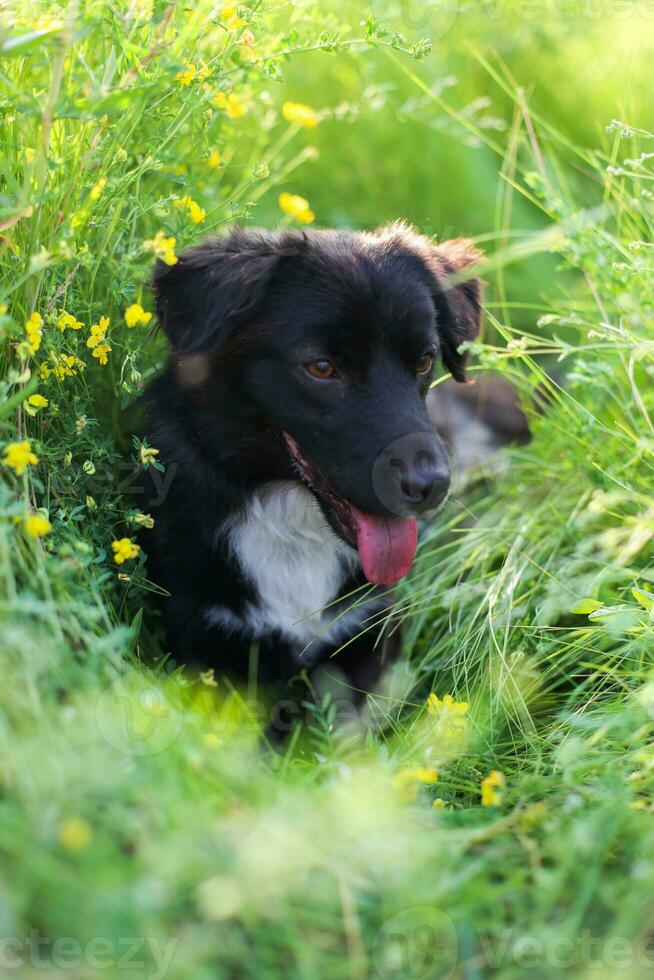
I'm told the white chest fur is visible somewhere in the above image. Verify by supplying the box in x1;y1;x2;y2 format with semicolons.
208;482;373;659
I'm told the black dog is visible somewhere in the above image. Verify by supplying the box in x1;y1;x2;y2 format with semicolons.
142;222;482;696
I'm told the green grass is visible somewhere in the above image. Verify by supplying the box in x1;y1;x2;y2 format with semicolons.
1;1;654;977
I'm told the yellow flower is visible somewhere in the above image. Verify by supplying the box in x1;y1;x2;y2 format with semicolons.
24;513;52;537
133;512;155;529
3;440;38;476
278;192;315;224
207;149;222;169
198;63;211;81
282;101;319;128
175;60;197;85
481;770;505;808
0;304;7;315
200;668;218;687
89;176;107;200
39;363;50;380
139;445;159;466
173;195;205;224
92;343;111;366
213;91;247;119
27;393;48;409
393;765;438;801
144;230;178;265
58;817;92;853
86;315;110;349
112;538;141;565
432;798;449;810
25;147;35;164
57;311;84;332
51;353;81;381
124;303;153;328
221;6;246;30
25;311;43;352
427;693;469;716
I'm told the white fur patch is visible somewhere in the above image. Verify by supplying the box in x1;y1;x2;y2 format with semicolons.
208;482;380;660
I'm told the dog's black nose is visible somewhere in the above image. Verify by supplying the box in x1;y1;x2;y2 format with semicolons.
398;452;450;509
371;432;451;516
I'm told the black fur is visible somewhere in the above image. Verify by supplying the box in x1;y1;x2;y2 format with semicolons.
141;223;482;697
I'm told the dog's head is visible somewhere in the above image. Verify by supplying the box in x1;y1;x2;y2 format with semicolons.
153;223;483;585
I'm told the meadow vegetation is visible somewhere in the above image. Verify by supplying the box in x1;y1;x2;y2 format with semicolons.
1;1;654;976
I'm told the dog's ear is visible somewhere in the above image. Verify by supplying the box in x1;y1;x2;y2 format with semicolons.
426;239;483;383
152;230;282;353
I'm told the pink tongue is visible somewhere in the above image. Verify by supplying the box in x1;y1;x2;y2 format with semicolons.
350;509;418;585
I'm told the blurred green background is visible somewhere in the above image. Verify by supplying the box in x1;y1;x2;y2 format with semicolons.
260;0;654;327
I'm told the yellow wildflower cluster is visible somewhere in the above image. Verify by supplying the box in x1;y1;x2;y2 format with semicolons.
3;440;39;476
213;91;247;119
279;192;315;224
174;195;206;224
87;316;111;365
144;230;178;265
221;5;246;30
200;668;218;687
27;394;48;409
25;311;43;352
394;766;438;802
427;693;469;716
89;176;107;200
282;101;319;128
481;770;505;807
25;393;48;418
58;817;92;853
44;352;83;381
140;445;159;466
175;60;210;86
57;311;84;332
112;538;141;565
125;303;153;328
426;693;470;751
24;512;52;538
132;512;155;529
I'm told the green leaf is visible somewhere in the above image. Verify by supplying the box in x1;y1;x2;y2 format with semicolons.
632;588;654;612
570;598;603;615
588;604;628;622
130;607;143;640
1;27;62;56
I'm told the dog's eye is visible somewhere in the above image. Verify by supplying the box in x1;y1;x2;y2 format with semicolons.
304;359;336;380
416;353;434;375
